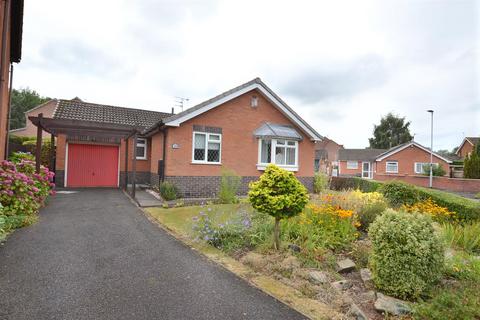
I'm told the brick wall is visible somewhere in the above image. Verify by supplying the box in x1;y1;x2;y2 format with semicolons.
162;175;314;198
119;171;151;188
375;174;480;193
458;142;474;159
0;2;11;160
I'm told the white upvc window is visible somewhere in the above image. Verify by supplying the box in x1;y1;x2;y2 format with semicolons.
414;162;438;174
257;139;298;171
346;161;358;169
136;138;147;160
386;161;398;173
192;132;221;164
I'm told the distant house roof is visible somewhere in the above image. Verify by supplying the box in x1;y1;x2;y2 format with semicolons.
10;0;24;63
338;148;386;161
456;137;480;155
53;99;172;129
375;141;453;163
254;122;303;141
315;137;343;150
159;78;323;141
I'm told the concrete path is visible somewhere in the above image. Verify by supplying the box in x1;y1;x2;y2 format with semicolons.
0;189;306;320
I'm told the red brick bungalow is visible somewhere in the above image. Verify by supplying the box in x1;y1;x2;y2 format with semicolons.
456;137;479;159
338;141;452;180
30;78;323;197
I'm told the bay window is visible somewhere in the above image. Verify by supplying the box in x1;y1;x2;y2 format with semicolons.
258;138;298;170
193;132;221;164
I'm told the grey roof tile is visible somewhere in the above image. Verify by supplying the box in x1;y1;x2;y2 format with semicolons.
338;148;387;161
53;99;172;128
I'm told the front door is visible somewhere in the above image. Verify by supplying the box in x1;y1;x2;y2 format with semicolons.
362;162;371;179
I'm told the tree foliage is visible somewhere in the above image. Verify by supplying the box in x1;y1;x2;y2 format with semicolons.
248;164;309;249
10;88;50;130
368;113;413;149
464;144;480;179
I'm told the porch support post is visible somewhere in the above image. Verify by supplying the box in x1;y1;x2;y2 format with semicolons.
35;113;43;173
49;134;55;171
132;132;137;199
124;137;128;190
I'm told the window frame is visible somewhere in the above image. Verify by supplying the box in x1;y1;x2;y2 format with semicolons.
414;162;439;174
136;138;147;160
191;131;222;164
346;161;358;169
385;161;398;173
257;138;299;171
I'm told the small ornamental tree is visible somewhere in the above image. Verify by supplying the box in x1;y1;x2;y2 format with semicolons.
463;144;480;179
248;164;309;250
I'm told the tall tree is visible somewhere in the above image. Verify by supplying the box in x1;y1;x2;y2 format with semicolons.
368;113;413;149
9;88;50;130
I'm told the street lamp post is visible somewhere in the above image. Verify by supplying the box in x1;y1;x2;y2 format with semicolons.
427;110;434;188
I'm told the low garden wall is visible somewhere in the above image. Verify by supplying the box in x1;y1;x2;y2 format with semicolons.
374;174;480;193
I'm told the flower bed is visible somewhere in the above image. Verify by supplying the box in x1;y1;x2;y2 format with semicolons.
0;158;55;241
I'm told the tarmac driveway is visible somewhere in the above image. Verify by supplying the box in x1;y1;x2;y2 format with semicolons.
0;189;305;320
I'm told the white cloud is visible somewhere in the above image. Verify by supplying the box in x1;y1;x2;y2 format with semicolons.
16;0;480;150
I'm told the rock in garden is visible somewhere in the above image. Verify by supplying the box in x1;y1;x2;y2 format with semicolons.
360;268;373;288
278;255;301;274
358;290;376;303
331;279;352;291
336;258;356;273
374;293;411;316
308;271;329;284
288;244;301;253
349;303;369;320
240;252;267;271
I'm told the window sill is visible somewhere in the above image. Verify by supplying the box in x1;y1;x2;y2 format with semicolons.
256;164;298;172
136;158;147;161
191;161;222;165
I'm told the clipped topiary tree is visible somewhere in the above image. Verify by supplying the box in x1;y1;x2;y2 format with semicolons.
248;164;309;250
379;181;419;207
368;209;444;300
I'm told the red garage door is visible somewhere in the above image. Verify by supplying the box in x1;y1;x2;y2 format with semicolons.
67;144;119;187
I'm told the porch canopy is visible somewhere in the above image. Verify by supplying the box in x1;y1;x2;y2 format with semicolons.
254;122;303;141
29;114;144;198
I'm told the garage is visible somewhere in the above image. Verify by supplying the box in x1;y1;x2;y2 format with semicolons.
66;143;119;187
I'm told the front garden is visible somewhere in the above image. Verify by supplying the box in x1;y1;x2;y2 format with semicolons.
146;166;480;319
0;152;55;242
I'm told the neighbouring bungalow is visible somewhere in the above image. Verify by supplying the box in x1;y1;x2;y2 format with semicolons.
338;141;453;179
9;99;60;138
29;78;323;197
456;136;479;159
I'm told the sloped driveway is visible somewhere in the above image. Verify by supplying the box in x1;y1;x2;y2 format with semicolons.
0;189;305;320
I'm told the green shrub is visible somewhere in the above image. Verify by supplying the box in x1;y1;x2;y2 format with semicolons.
248;164;309;250
380;181;420;207
421;164;447;176
313;172;329;193
358;199;388;231
159;181;179;201
9;151;35;163
416;187;480;222
475;192;480;199
218;168;241;204
463;145;480;179
330;176;382;192
440;222;480;253
21;139;53;167
369;209;444;300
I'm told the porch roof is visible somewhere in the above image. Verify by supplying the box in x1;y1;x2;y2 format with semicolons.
254;122;303;141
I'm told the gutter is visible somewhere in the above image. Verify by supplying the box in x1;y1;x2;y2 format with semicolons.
161;127;168;182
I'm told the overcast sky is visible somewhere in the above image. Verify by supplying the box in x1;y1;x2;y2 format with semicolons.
15;0;479;150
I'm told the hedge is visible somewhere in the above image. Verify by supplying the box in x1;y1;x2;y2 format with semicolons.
330;176;383;193
331;178;480;222
416;187;480;223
